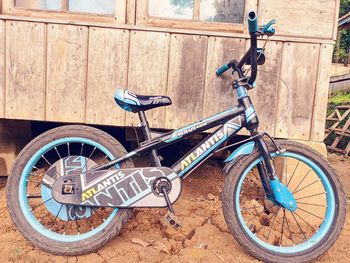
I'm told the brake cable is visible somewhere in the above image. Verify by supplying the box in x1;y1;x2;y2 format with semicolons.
243;36;270;78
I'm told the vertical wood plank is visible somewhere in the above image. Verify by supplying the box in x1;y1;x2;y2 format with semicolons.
259;0;336;39
5;21;45;120
127;31;170;128
203;37;246;116
249;40;283;135
126;0;136;25
0;20;4;118
46;24;88;123
333;0;340;41
165;34;207;129
115;0;127;24
310;44;333;142
275;42;320;140
86;27;129;126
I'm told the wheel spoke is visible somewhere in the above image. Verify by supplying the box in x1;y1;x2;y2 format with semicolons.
287;161;300;187
255;207;281;235
41;154;52;166
297;207;324;220
67;143;70;157
295;192;326;201
265;207;281;240
245;203;277;224
292;169;312;193
290;211;307;241
80;143;84;156
50;204;63;230
284;210;294;245
88;147;97;159
31;197;53;211
280;209;286;246
293;179;320;195
293;210;317;231
297;202;325;207
54;146;62;159
284;157;288;185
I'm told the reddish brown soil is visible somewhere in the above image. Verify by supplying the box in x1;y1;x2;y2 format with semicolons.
0;155;349;263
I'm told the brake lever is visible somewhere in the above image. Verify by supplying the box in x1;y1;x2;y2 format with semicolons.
259;19;276;36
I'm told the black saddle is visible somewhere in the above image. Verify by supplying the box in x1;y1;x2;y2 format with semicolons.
114;89;172;113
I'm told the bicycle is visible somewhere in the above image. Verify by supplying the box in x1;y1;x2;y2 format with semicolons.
6;11;346;263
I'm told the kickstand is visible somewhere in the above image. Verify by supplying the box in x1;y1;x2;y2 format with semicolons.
161;185;181;229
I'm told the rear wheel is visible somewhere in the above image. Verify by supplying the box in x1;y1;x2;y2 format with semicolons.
222;140;346;263
6;125;133;255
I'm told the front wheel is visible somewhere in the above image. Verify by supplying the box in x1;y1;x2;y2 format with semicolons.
6;125;133;255
222;140;346;263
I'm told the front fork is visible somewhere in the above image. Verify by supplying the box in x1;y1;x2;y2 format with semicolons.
253;133;298;211
254;134;276;199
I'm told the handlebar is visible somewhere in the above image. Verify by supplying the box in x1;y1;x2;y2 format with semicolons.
216;60;236;76
248;11;258;33
248;12;258;85
216;11;276;86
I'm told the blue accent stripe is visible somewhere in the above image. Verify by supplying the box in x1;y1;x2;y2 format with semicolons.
224;141;255;163
237;86;248;99
245;106;256;122
165;107;238;143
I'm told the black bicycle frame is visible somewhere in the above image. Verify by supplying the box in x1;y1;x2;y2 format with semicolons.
93;11;277;197
93;92;262;178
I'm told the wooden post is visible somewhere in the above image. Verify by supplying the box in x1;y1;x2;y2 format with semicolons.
335;30;341;63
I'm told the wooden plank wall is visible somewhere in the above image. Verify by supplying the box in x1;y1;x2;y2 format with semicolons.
5;21;45;120
0;19;334;142
258;0;337;39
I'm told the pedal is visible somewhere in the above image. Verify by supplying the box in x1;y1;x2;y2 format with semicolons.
164;211;182;230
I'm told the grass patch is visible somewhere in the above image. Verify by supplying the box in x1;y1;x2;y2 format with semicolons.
328;90;350;106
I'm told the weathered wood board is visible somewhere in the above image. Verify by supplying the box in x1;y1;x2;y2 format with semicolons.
0;20;4;118
203;37;246;116
0;4;337;143
259;0;337;40
86;27;129;126
249;40;283;135
311;44;334;142
127;30;170;128
5;21;45;120
46;24;88;123
275;42;320;140
165;34;208;128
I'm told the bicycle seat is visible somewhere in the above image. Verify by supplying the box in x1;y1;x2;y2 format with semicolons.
114;89;172;113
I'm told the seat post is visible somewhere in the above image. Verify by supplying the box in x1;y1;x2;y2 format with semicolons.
138;111;162;167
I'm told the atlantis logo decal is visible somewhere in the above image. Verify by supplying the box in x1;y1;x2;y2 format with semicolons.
180;129;224;171
178;116;242;173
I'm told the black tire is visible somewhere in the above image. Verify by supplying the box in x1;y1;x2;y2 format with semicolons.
222;140;346;263
6;125;133;256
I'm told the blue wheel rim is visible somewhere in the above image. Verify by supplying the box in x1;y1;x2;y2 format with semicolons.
235;152;335;254
19;137;120;242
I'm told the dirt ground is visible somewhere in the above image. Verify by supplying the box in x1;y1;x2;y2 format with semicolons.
0;154;349;263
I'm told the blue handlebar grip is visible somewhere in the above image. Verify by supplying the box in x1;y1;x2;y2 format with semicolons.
248;11;258;33
216;63;230;76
